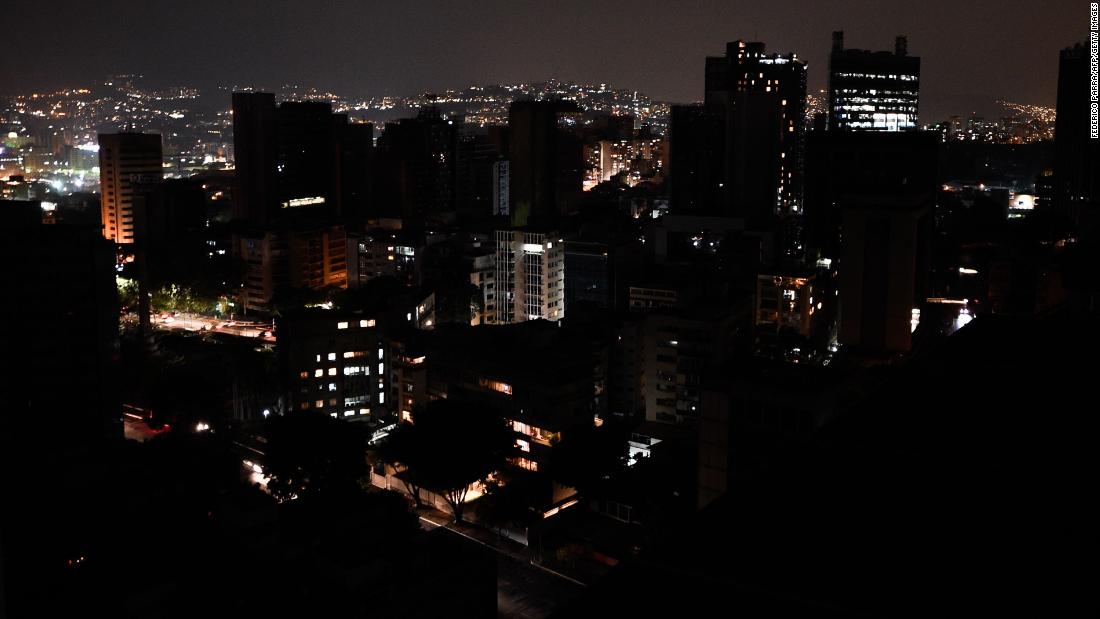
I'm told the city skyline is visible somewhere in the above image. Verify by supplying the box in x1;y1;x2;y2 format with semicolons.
2;4;1094;617
0;0;1084;119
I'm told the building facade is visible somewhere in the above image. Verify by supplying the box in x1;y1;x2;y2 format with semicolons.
98;132;162;244
827;32;920;132
493;229;565;324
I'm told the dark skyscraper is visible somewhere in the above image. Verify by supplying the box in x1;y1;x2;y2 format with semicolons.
233;93;367;227
1;202;119;449
668;104;724;215
827;31;920;132
375;108;456;222
704;40;807;225
231;93;361;313
333;118;375;225
802;131;939;354
275;101;338;218
232;92;278;226
1053;42;1100;225
804;131;939;262
507;100;582;227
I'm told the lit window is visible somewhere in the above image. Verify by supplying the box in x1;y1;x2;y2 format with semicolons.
328;368;337;376
299;371;309;379
513;457;538;472
479;378;513;395
315;400;324;408
327;352;336;361
314;369;323;378
360;319;375;328
516;439;530;453
328;383;336;391
359;408;370;415
337;321;349;330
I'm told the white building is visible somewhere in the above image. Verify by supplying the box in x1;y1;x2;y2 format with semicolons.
494;229;565;324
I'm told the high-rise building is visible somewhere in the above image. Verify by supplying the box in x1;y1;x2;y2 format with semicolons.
827;31;920;132
491;160;510;216
704;40;807;224
469;252;497;326
375;108;456;222
346;230;424;288
276;101;339;219
1;202;121;618
803;131;937;355
454;128;504;223
803;131;939;262
507;101;583;227
231;92;278;226
232;93;369;227
1053;42;1100;224
237;225;348;314
277;309;387;420
1;201;119;448
838;193;933;355
98;132;162;243
333;119;375;225
493;229;565;324
668;105;724;215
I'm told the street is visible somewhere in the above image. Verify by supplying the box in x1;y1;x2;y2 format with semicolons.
417;511;584;618
153;313;276;342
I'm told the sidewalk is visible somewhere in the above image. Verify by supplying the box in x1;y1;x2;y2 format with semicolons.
414;504;588;587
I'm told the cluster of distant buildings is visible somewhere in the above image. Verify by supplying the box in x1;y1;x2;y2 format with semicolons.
927;102;1056;144
7;26;1097;465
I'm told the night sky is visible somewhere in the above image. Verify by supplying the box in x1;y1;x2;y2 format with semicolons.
0;0;1084;119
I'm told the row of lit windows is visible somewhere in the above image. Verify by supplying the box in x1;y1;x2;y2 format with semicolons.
511;420;560;445
336;319;376;330
833;72;918;81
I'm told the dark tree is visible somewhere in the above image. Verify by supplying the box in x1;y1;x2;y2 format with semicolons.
550;421;629;499
263;412;369;501
433;281;482;326
378;400;512;522
375;420;428;508
475;475;543;535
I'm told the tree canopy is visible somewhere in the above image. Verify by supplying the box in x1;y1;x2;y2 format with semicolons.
550;421;629;500
263;412;370;501
378;399;512;522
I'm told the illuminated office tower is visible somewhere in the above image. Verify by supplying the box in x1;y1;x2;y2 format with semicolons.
828;31;920;131
98;132;162;243
494;229;564;324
